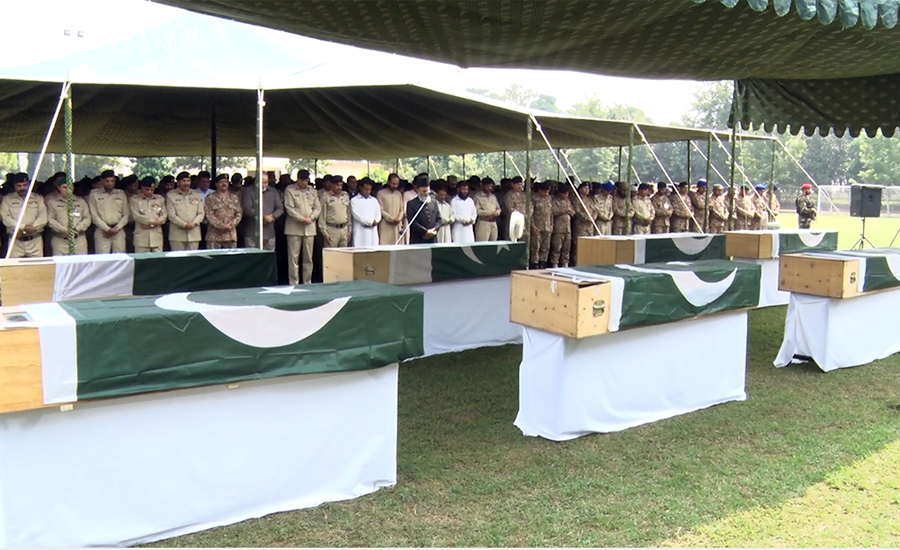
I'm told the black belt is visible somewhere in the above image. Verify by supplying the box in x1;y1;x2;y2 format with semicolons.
327;223;347;228
16;235;39;242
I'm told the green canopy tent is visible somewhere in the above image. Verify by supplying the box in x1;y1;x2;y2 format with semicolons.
149;0;900;137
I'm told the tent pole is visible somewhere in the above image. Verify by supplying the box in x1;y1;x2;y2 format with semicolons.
6;81;69;259
686;141;691;185
769;139;776;216
256;87;265;251
556;148;561;181
210;97;217;176
503;151;507;178
395;159;399;174
426;155;431;177
314;159;318;180
728;130;737;231
64;84;75;254
367;160;371;178
462;154;466;179
625;125;634;235
704;137;711;233
617;146;623;182
524;119;533;267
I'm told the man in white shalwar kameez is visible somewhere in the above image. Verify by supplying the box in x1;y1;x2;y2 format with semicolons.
435;184;454;244
450;181;477;244
351;180;382;247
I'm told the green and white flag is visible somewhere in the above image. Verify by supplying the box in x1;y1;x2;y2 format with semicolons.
594;233;726;264
802;248;900;294
775;230;838;256
552;259;761;331
22;280;424;404
361;241;527;285
50;248;277;302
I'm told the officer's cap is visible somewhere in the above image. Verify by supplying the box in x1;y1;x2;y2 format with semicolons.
99;169;116;179
657;181;668;190
176;171;190;181
11;172;29;184
511;175;523;184
755;183;768;190
482;177;495;186
696;179;708;187
214;173;229;183
602;182;615;191
638;183;652;191
713;183;724;190
139;176;157;187
197;171;211;179
801;183;813;190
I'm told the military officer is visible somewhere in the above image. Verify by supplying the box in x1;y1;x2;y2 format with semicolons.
89;169;129;253
594;182;614;235
689;179;708;232
502;175;526;239
670;181;694;232
130;176;167;253
549;185;576;268
751;183;770;229
650;182;673;234
284;169;321;285
166;171;205;250
474;177;501;241
631;183;655;235
734;183;757;231
1;173;48;258
529;180;554;269
708;184;729;234
204;174;242;249
571;182;598;265
318;175;351;248
611;181;633;235
796;183;817;229
47;178;91;255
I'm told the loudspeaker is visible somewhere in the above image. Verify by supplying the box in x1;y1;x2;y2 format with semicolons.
850;185;882;218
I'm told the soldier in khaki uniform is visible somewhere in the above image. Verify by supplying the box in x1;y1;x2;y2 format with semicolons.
1;173;48;258
650;182;673;234
529;181;554;268
734;184;757;231
549;186;575;268
377;173;404;245
751;183;771;229
670;182;694;232
47;178;91;255
318;176;351;248
284;170;321;285
689;179;708;232
474;178;501;241
611;182;633;235
571;182;598;265
708;184;729;234
631;183;656;235
593;182;614;235
89;169;129;253
130;176;167;253
166;171;205;250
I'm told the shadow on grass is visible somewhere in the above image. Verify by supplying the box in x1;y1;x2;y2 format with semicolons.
151;306;900;548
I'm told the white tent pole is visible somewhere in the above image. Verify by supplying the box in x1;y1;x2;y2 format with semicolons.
631;123;703;233
6;81;70;259
529;115;601;236
256;87;265;251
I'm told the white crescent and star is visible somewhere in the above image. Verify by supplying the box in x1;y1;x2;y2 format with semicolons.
154;287;348;348
671;235;714;256
796;231;827;248
615;264;737;307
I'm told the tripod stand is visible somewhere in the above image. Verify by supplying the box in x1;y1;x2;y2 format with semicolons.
850;217;876;250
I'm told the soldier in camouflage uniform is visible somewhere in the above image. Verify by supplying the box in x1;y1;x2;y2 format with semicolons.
689;179;708;232
796;183;817;229
670;181;694;232
611;181;633;235
549;186;576;268
631;183;655;235
650;182;673;234
733;184;757;230
529;181;554;269
571;182;598;266
502;175;526;239
750;183;769;230
708;184;729;234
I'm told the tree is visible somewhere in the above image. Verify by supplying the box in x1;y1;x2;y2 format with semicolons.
132;157;174;181
682;82;733;130
285;158;329;176
0;153;18;175
857;134;900;184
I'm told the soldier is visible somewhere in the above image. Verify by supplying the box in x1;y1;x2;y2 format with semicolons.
689;179;708;232
166;171;205;251
611;181;633;235
130;176;167;253
549;186;575;268
631;183;656;235
502;175;526;238
734;183;757;231
708;184;729;234
529;181;553;269
47;178;91;255
1;173;48;258
593;182;614;235
377;173;404;245
750;183;769;230
318;175;351;248
572;182;598;265
284;169;321;285
89;169;129;253
650;182;673;234
204;174;242;249
670;181;694;232
796;182;817;229
474;177;501;241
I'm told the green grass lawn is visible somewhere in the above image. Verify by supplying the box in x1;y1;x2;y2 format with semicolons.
778;212;900;250
150;305;900;548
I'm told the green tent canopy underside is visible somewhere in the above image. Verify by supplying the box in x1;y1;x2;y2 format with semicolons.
0;80;768;158
149;0;900;137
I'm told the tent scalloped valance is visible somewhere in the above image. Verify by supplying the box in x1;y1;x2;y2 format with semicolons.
694;0;900;29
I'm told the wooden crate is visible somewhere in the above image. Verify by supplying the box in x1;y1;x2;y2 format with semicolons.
0;258;57;306
778;254;861;298
322;248;392;283
509;270;611;338
576;237;634;266
0;307;47;414
726;232;776;259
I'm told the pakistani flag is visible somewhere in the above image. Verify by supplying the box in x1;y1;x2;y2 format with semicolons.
775;230;839;256
385;241;527;285
552;259;761;331
633;233;726;264
803;249;900;294
51;248;277;302
22;280;424;405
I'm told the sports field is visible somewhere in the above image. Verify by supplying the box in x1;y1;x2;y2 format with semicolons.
150;214;900;548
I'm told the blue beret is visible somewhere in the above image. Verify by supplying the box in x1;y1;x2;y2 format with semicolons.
755;183;768;190
696;179;708;187
602;182;615;191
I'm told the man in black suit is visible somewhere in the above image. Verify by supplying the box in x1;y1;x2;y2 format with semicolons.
405;176;441;244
